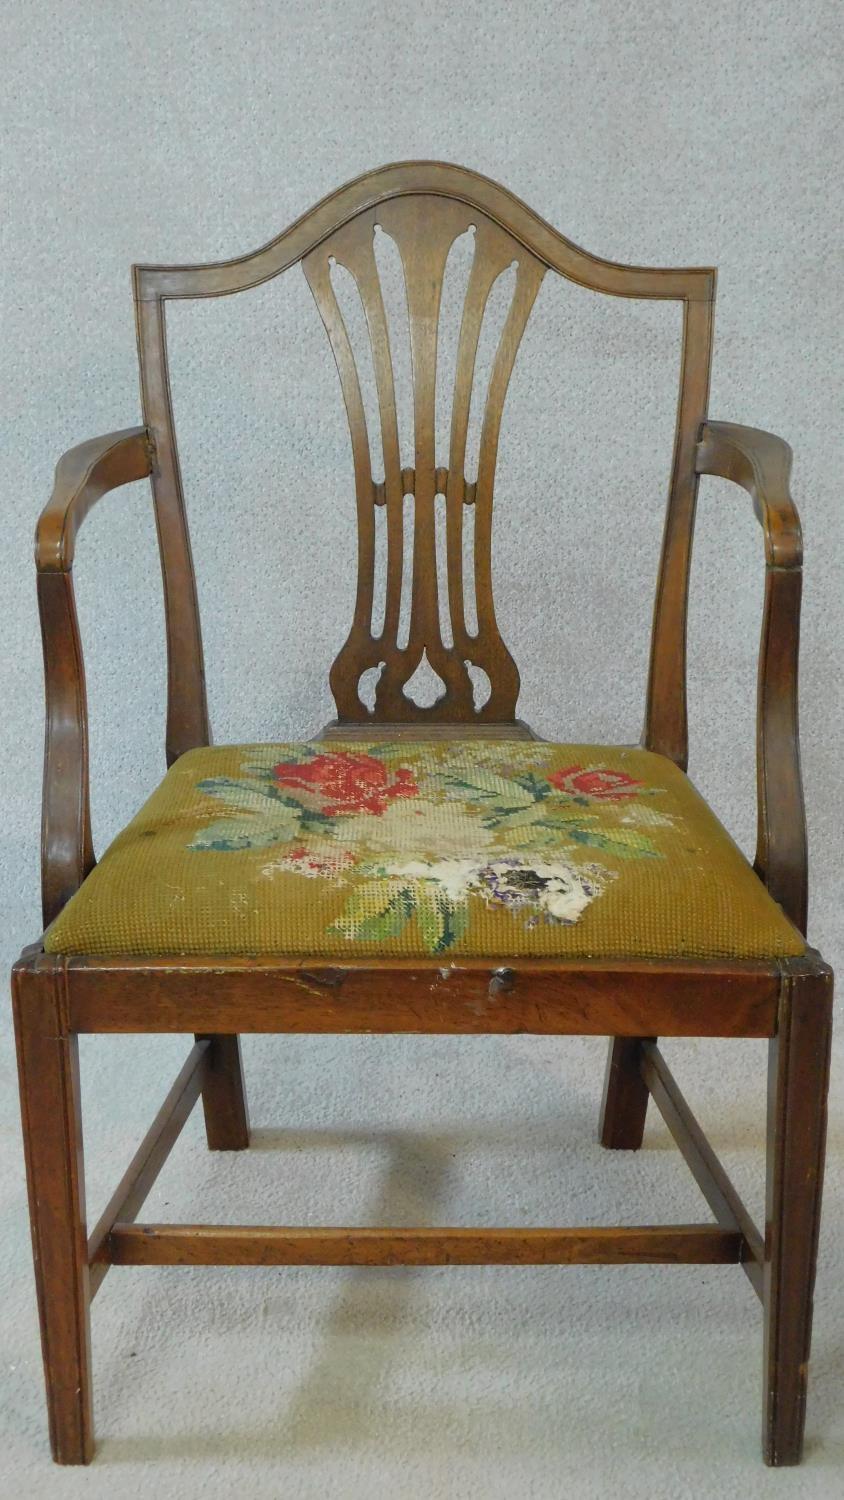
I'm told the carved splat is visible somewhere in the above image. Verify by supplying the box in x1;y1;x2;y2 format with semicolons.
303;196;545;723
136;162;715;757
403;649;447;709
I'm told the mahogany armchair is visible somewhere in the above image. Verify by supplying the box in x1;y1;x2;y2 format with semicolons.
13;162;832;1466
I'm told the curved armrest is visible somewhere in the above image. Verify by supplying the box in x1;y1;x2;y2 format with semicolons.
696;421;801;570
37;428;154;926
695;421;807;932
36;427;152;572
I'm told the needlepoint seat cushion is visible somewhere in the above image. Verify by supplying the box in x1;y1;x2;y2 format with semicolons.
43;739;805;962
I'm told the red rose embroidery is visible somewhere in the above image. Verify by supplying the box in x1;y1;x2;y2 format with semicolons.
548;765;643;801
273;752;418;815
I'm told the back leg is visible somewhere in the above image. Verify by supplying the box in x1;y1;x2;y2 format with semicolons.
195;1034;250;1150
598;1037;652;1149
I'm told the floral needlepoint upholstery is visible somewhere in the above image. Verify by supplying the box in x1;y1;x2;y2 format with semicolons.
44;740;805;961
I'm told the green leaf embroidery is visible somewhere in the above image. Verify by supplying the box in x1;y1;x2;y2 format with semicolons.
197;776;287;810
240;748;310;776
511;771;550;800
440;770;537;809
414;884;469;953
351;742;402;759
482;802;560;831
331;882;414;942
496;821;572;850
190;785;302;852
297;806;336;831
440;896;469;950
189;817;299;852
563;825;659;859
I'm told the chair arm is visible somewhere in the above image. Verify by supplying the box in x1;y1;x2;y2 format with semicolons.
696;421;802;570
695;421;807;932
36;427;152;573
36;428;154;927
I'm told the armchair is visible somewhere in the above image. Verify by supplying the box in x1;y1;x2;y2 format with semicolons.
13;162;831;1468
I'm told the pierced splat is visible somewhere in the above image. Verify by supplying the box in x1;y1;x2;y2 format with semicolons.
403;649;447;709
303;196;545;723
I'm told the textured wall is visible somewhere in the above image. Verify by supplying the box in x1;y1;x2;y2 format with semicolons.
1;2;842;1492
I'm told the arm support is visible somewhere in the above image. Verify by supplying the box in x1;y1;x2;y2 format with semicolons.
695;421;806;932
36;428;153;926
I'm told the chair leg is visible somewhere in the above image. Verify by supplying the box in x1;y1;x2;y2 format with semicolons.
763;958;833;1466
195;1034;250;1150
12;958;93;1464
598;1037;652;1148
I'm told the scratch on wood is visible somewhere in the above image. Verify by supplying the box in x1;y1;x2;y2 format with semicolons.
293;968;350;1000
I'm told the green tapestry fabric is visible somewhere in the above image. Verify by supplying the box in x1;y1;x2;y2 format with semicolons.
44;739;805;961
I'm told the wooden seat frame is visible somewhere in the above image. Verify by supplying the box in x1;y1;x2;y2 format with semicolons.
13;162;832;1467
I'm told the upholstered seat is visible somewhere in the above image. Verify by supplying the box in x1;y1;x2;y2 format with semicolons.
45;739;803;961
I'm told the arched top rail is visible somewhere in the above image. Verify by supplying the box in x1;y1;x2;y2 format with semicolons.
133;160;716;305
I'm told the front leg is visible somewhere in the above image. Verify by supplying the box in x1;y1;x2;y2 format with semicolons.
763;955;833;1464
12;954;93;1463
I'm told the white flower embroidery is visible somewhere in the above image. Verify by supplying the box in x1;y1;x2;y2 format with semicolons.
384;855;615;926
384;858;481;903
